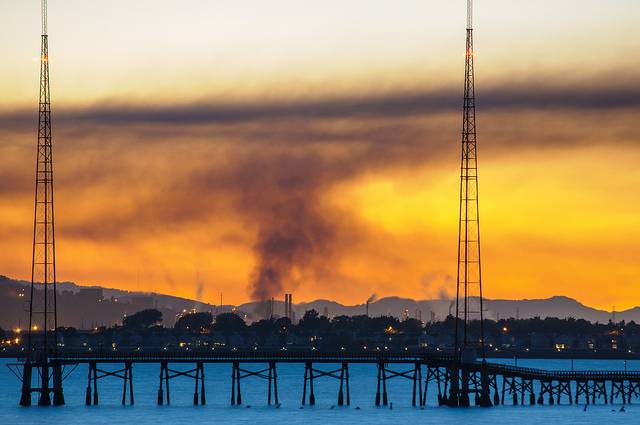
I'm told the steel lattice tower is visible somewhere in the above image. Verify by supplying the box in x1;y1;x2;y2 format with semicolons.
454;0;486;361
447;1;491;408
21;0;64;406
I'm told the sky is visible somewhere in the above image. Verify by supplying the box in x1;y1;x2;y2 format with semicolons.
0;1;639;310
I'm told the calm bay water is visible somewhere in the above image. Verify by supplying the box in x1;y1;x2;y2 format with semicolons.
0;358;638;424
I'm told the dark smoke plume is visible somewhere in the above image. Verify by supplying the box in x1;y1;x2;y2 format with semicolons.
194;271;205;302
1;77;638;303
232;152;348;302
249;202;334;301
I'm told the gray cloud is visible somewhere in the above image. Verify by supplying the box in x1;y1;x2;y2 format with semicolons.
1;77;639;129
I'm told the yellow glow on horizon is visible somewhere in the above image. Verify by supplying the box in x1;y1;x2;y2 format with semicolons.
0;0;639;312
1;137;639;310
327;144;640;309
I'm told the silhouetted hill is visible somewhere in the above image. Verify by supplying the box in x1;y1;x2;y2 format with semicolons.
0;275;228;329
0;275;634;329
241;295;626;324
486;296;611;323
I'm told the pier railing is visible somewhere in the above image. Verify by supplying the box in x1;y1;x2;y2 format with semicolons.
49;350;454;364
484;363;640;381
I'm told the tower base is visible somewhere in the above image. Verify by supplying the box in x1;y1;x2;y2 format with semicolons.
18;361;65;407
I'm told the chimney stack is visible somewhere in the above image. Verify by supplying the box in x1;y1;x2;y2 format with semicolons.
265;297;275;319
284;294;288;320
284;293;293;321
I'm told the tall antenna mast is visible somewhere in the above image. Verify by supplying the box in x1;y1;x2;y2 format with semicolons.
449;0;491;408
42;0;48;35
454;0;484;359
21;0;64;406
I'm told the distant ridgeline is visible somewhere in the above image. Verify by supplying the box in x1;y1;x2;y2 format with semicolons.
1;274;639;332
0;275;216;330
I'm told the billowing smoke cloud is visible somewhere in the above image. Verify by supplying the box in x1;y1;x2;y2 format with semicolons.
250;200;333;301
1;78;638;303
225;145;364;302
438;287;451;301
366;293;378;304
163;272;176;292
217;149;346;301
195;271;205;302
421;272;455;300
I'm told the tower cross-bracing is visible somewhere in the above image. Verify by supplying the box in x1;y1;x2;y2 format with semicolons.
21;0;65;406
454;0;486;361
449;0;492;408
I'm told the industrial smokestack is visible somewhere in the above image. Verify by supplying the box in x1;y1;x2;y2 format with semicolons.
283;293;293;321
284;294;288;319
365;293;377;317
265;297;275;320
283;294;289;317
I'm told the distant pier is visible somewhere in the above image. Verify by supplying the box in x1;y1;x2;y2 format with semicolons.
8;351;640;407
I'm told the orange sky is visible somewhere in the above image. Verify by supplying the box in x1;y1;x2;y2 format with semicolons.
1;1;639;310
